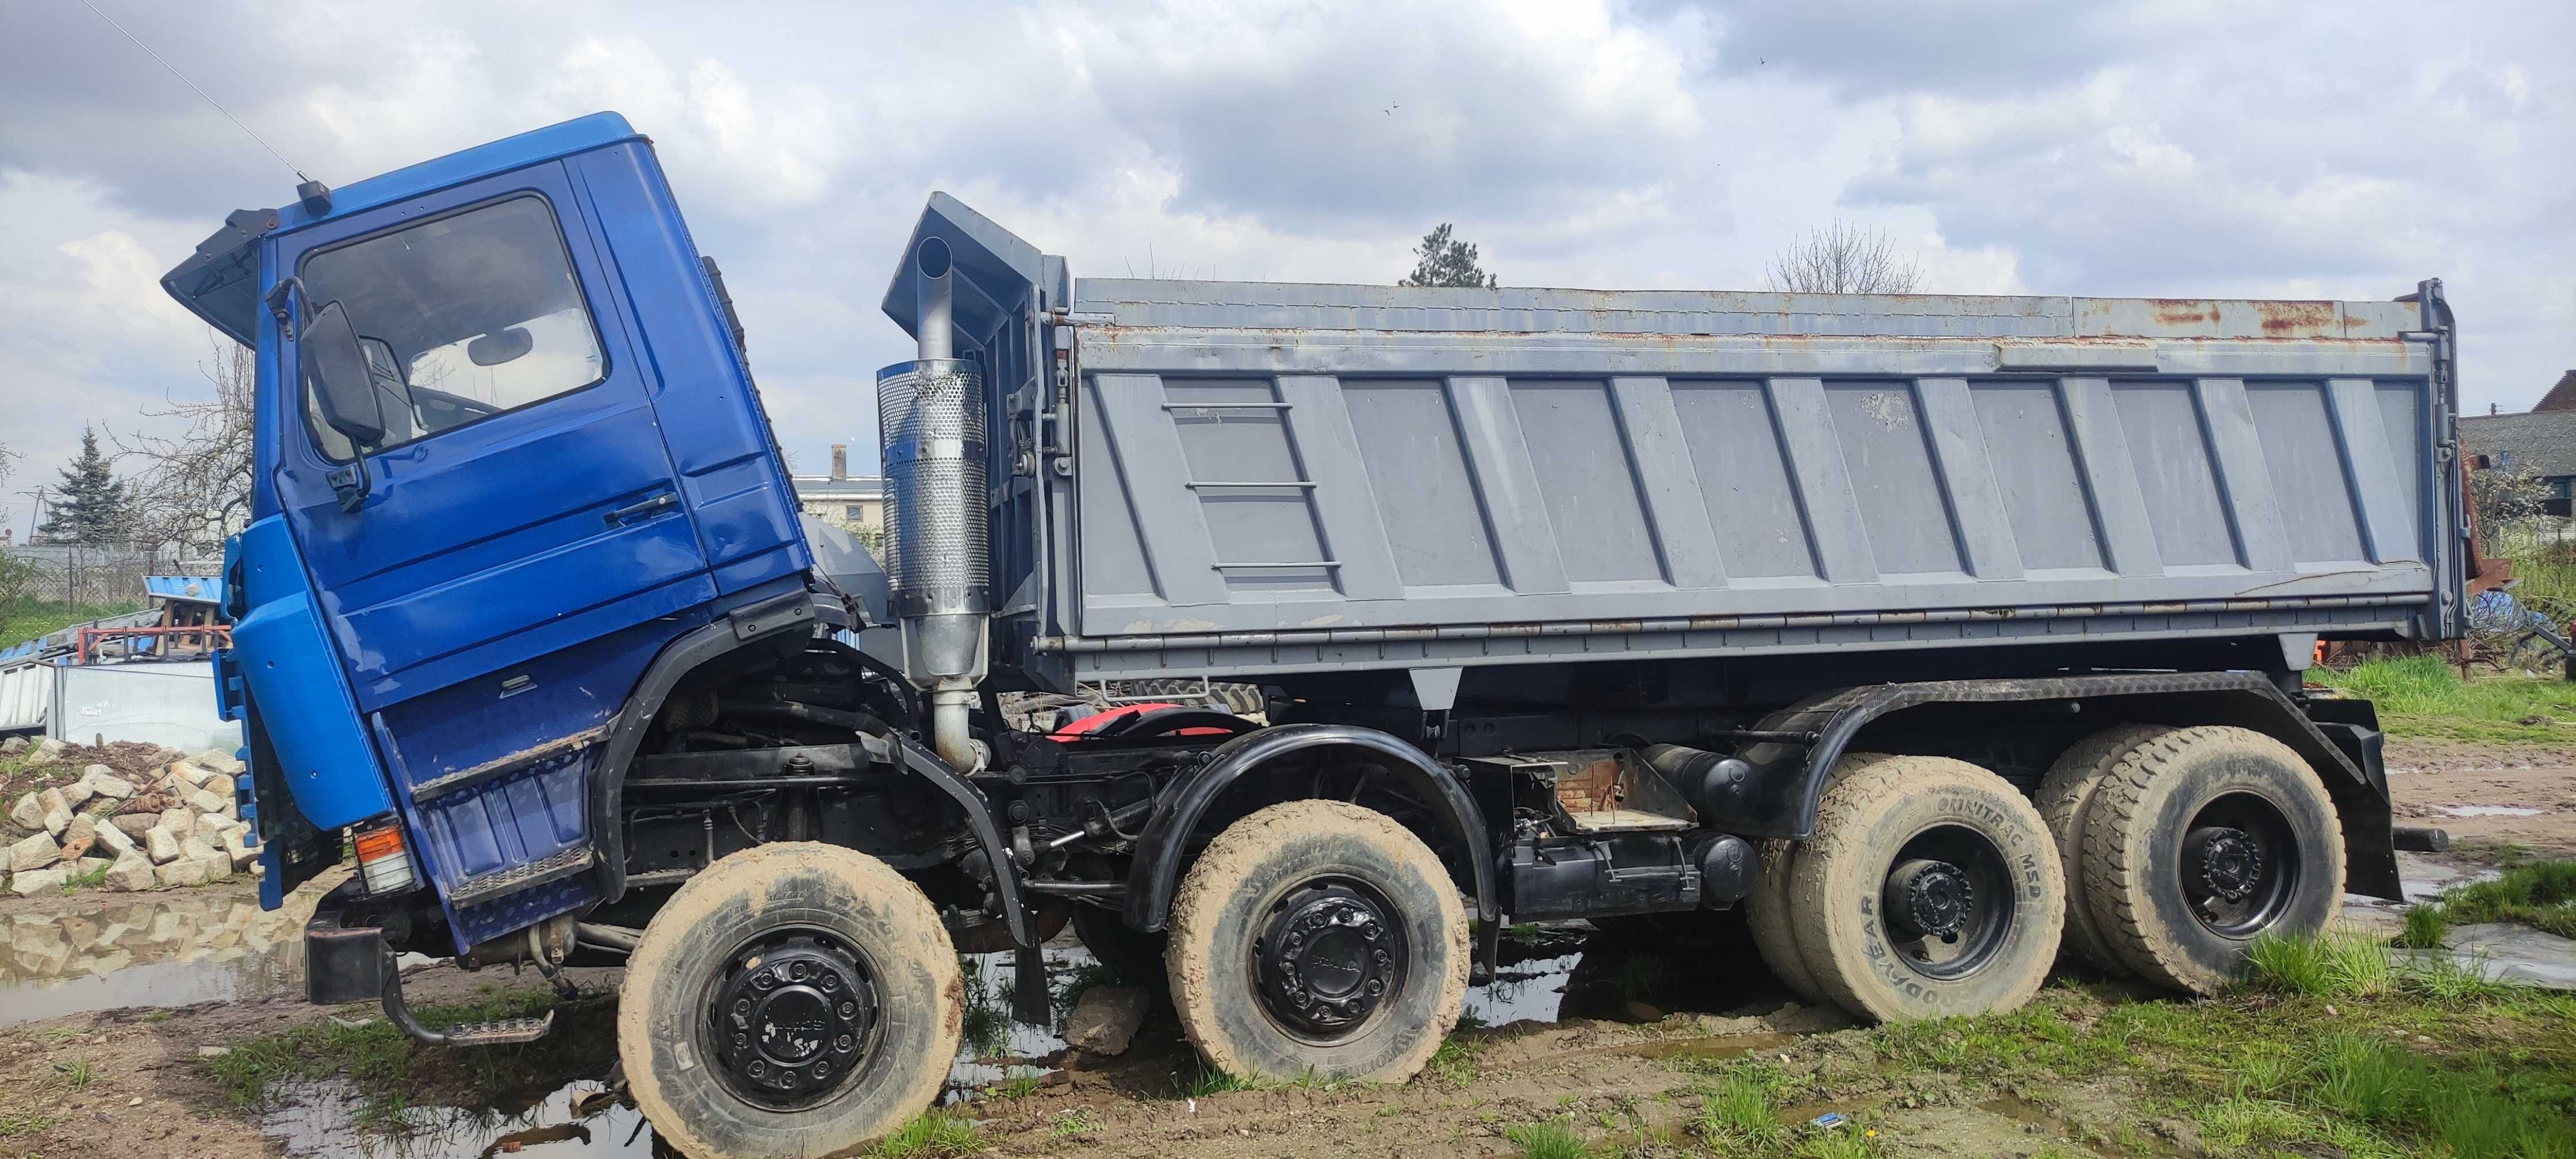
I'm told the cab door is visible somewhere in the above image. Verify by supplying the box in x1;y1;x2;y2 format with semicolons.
273;163;715;746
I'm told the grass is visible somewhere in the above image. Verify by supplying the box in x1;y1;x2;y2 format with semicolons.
0;1109;54;1138
873;1108;980;1157
1423;1033;1479;1088
1695;1070;1785;1149
0;599;145;651
57;1059;93;1090
1045;1107;1102;1139
1505;1116;1590;1159
2241;930;2394;997
2394;858;2576;946
2309;654;2576;742
202;987;587;1127
1175;1062;1255;1097
60;861;112;892
1827;930;2576;1158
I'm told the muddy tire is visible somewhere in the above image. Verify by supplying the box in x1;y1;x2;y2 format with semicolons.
1746;751;1893;1005
2079;726;2344;995
2033;724;2173;975
1788;755;2063;1022
620;842;960;1159
1746;839;1824;1003
1165;800;1469;1083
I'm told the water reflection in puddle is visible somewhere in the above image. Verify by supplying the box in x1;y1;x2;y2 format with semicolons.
0;887;324;1027
266;1077;658;1158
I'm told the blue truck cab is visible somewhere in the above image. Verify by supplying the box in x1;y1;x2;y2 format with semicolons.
167;112;816;962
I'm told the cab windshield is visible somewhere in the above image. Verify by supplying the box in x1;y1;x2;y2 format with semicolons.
297;194;605;460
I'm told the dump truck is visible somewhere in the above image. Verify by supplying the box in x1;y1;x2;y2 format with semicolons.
159;112;2456;1156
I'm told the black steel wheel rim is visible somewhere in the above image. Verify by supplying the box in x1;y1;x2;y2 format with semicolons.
1249;875;1408;1043
1877;823;2016;981
704;926;882;1110
2180;792;2301;939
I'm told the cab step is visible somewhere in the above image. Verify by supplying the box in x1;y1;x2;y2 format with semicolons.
440;1012;557;1046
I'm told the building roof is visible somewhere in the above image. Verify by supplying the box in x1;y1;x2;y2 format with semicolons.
2462;409;2576;477
144;575;223;605
2535;370;2576;413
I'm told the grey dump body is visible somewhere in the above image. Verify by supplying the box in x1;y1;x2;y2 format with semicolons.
886;196;2462;686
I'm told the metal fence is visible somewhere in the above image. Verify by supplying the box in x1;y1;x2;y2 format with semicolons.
2;544;198;607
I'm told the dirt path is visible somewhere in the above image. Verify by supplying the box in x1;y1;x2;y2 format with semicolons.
2383;738;2576;854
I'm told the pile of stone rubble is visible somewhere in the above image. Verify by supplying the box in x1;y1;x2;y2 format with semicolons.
3;736;261;897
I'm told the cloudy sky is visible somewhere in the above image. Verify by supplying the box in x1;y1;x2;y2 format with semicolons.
3;0;2570;539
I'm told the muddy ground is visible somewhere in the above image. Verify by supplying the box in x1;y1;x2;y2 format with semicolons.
0;739;2569;1158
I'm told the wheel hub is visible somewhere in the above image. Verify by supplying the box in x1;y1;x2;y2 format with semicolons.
1883;858;1975;938
710;937;875;1107
1255;883;1404;1039
2184;826;2264;903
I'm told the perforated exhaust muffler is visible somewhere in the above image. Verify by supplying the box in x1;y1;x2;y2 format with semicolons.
877;236;990;770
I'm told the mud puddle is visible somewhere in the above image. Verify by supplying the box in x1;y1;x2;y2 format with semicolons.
0;887;326;1027
250;922;1724;1158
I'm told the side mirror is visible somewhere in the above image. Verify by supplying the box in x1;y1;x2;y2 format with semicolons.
301;300;386;448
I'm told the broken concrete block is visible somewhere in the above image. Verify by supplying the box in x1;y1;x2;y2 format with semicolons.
179;835;220;865
40;804;71;837
0;735;23;754
112;813;156;838
190;813;232;847
220;827;259;869
197;853;233;882
182;788;228;816
58;816;97;862
1064;985;1150;1056
10;865;67;896
94;819;136;858
144;826;181;865
59;778;95;810
155;857;212;888
7;831;58;873
82;769;136;801
104;855;155;892
34;738;64;758
7;792;40;831
193;749;245;776
159;807;191;832
74;855;109;878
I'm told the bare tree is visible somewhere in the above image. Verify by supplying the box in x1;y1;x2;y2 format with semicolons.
110;332;256;555
1764;221;1924;295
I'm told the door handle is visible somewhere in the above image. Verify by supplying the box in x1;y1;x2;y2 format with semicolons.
604;492;678;527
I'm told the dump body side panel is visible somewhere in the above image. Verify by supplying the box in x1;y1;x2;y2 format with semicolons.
1047;282;2454;678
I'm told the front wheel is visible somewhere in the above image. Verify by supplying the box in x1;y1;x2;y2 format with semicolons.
1165;800;1469;1083
620;843;961;1159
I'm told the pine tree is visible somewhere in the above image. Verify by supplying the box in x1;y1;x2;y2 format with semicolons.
35;427;133;545
1398;224;1498;289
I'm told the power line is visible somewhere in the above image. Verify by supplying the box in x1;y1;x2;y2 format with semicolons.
76;0;310;183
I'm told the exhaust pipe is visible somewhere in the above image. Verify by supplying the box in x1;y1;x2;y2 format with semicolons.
879;236;990;770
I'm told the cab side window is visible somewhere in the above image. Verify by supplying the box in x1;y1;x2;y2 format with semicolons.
298;195;605;461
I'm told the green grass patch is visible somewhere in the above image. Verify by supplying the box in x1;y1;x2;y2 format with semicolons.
1422;1033;1479;1088
2395;859;2576;946
1504;1116;1590;1159
2309;655;2576;742
0;599;145;651
873;1108;980;1157
202;987;589;1128
1175;1062;1255;1097
1695;1070;1785;1149
1847;933;2576;1158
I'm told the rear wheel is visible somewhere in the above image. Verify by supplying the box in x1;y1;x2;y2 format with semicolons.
620;843;960;1159
2079;726;2344;994
2033;724;2172;975
1165;800;1468;1083
1747;752;1892;1006
1788;756;2063;1022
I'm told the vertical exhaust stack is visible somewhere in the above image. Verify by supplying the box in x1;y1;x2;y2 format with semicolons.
877;236;991;770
